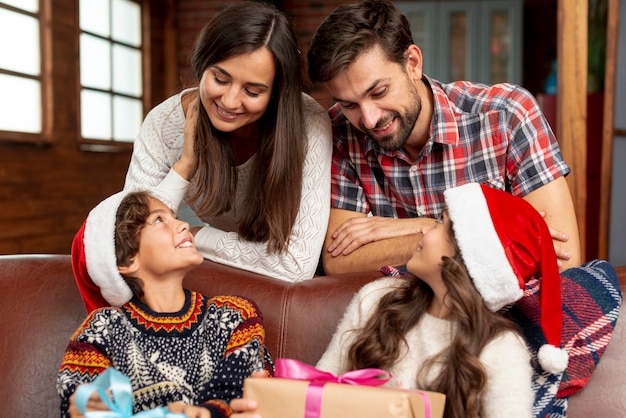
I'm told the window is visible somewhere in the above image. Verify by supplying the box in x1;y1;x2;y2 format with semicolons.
0;0;49;142
79;0;143;146
395;0;522;85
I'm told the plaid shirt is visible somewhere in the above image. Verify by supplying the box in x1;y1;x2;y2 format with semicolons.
329;76;570;219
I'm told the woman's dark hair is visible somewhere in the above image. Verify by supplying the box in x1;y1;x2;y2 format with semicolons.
114;191;152;299
187;1;305;254
308;0;414;83
347;219;522;418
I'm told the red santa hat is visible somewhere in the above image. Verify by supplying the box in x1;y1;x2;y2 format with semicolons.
443;183;568;374
71;190;134;313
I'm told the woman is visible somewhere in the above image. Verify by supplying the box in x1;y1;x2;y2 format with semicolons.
124;2;332;282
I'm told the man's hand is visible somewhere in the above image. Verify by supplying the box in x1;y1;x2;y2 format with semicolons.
539;210;572;268
523;177;581;270
327;216;436;256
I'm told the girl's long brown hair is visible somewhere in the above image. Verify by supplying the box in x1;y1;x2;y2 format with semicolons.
187;2;305;253
347;223;522;418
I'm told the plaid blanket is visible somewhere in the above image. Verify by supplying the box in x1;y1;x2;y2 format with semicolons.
380;259;622;418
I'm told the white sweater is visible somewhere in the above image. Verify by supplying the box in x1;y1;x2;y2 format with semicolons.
317;277;534;418
124;90;332;282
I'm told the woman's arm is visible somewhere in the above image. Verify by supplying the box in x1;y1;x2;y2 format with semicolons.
193;95;333;281
123;93;188;211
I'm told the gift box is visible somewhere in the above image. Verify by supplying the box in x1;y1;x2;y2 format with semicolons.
74;367;186;418
243;359;445;418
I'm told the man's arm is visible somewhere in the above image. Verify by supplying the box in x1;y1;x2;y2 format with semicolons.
322;208;435;275
522;176;581;270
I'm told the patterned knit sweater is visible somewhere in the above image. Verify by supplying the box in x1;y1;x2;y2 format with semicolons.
57;290;273;417
124;90;332;282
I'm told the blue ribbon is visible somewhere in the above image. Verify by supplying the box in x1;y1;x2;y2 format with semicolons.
74;367;186;418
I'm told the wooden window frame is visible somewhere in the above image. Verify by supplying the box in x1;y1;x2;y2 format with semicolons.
0;0;52;145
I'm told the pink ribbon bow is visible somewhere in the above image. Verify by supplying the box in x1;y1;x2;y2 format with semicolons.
275;358;392;418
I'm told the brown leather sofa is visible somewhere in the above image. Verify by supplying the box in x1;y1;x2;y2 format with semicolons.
1;254;624;417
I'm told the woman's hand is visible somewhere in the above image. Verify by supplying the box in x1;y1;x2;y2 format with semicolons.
230;370;268;418
68;387;110;418
168;401;211;418
173;94;200;180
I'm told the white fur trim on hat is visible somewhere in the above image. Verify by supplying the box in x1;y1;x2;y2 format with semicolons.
444;183;523;311
83;190;133;306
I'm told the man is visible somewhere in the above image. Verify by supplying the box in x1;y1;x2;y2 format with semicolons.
307;0;580;275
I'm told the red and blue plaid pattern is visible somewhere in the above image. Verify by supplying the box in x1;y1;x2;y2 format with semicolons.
329;77;569;218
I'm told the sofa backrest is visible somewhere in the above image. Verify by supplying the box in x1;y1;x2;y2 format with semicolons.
0;254;382;417
0;254;624;417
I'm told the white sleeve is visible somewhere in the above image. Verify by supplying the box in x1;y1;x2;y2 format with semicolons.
193;95;332;282
123;94;185;211
480;331;534;418
316;278;398;374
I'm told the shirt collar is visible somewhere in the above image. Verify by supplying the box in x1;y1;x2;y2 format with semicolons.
424;75;460;147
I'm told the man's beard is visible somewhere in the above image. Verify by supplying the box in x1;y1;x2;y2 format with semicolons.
363;88;421;152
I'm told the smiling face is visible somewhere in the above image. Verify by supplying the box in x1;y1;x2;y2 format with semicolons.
130;197;204;279
406;212;456;284
198;47;276;133
325;44;425;153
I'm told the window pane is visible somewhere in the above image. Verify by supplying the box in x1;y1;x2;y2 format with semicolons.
0;74;40;133
113;96;142;142
490;10;510;84
449;12;467;81
113;44;142;96
80;0;110;37
112;0;142;47
1;0;38;12
81;89;112;140
80;33;111;90
0;9;40;75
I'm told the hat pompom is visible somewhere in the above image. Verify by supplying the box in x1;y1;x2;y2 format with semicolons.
538;344;569;374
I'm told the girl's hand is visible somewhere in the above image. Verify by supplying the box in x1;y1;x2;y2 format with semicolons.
230;370;269;418
174;95;200;180
168;401;211;418
68;387;110;418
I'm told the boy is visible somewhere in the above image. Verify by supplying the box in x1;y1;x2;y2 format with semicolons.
57;190;273;417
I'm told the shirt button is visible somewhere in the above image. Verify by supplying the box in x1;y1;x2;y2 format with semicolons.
417;205;426;216
410;165;418;173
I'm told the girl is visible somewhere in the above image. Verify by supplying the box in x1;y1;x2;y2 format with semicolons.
59;190;273;417
314;183;568;418
122;2;332;287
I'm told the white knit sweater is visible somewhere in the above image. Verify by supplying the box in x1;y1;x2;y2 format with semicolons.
124;90;332;281
317;277;534;418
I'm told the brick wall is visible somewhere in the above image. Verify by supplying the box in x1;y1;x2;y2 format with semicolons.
0;0;172;255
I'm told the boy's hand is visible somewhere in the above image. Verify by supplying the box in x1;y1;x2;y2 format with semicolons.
68;388;110;417
230;370;269;418
168;401;211;417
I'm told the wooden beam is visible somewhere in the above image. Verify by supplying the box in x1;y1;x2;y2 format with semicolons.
598;0;620;258
557;0;588;258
